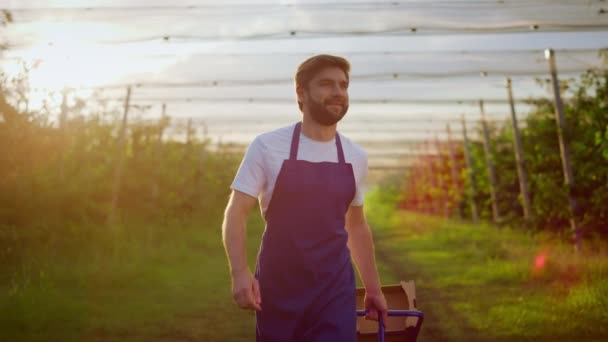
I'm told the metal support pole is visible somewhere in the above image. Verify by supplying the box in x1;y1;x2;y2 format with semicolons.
434;134;450;219
545;49;580;250
506;78;532;221
58;88;69;182
184;117;193;159
180;117;195;168
186;118;193;145
200;120;208;170
418;143;430;214
446;124;463;219
152;103;168;200
409;144;422;213
479;100;501;224
425;140;440;216
461;116;479;223
108;86;132;225
201;120;208;138
59;88;68;128
160;103;167;141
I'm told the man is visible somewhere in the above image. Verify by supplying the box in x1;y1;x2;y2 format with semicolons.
222;54;387;341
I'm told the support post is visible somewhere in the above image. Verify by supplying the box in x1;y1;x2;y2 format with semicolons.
434;134;450;219
446;124;463;219
426;140;440;216
461;116;479;223
108;86;132;225
58;88;69;182
479;100;501;224
545;49;580;250
507;78;532;221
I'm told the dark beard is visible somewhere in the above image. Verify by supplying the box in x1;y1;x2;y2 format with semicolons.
308;98;348;126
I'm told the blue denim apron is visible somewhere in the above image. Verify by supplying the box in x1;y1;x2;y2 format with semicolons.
255;122;357;342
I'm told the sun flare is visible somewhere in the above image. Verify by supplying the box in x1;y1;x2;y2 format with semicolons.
2;18;166;111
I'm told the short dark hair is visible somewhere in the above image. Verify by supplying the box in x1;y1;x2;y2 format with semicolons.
295;54;350;110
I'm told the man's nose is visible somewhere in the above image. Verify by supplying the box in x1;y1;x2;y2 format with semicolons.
331;83;346;96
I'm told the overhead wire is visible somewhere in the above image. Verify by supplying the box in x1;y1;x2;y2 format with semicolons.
2;1;602;11
167;117;507;125
9;25;607;45
3;0;607;44
95;95;555;105
2;46;604;62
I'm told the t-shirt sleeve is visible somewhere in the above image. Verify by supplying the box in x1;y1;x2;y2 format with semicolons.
231;137;265;199
350;149;368;207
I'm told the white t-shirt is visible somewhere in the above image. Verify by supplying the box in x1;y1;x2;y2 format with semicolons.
231;123;368;217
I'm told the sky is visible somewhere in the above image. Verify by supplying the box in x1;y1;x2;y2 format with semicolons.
1;0;607;169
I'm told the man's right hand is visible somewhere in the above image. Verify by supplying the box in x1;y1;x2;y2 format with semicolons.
231;268;262;311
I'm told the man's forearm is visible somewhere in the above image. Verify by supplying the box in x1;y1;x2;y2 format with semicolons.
348;223;382;293
222;207;249;276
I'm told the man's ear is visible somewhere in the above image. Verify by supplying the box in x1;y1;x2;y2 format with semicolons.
295;84;306;103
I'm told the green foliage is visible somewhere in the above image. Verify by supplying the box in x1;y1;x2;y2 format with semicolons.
365;178;404;230
399;70;608;238
521;70;608;234
0;83;241;265
0;77;253;339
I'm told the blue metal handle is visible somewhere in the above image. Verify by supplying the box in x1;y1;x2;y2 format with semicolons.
356;310;424;342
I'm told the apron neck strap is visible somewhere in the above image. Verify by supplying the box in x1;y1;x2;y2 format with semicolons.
335;133;346;163
289;122;302;160
290;122;346;163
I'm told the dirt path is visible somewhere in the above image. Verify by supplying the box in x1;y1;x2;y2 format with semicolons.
375;232;499;342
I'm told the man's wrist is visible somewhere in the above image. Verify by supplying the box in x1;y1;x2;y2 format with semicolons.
230;264;250;277
365;285;383;296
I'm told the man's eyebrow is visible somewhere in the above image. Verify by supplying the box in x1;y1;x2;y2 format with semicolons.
317;78;348;84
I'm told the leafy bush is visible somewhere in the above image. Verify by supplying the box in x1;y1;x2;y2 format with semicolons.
0;84;241;262
399;70;608;238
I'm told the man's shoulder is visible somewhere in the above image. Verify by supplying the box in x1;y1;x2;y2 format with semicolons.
253;123;296;147
251;124;295;149
338;132;367;160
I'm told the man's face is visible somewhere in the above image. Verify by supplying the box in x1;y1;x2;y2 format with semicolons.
298;67;349;126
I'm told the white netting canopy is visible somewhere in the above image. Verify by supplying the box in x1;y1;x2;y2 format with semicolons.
3;0;608;43
1;0;607;169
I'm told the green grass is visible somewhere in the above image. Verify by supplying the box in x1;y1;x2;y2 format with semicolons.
370;210;608;341
0;215;265;341
2;192;607;341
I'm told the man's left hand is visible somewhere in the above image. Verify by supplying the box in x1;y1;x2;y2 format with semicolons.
364;290;388;323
